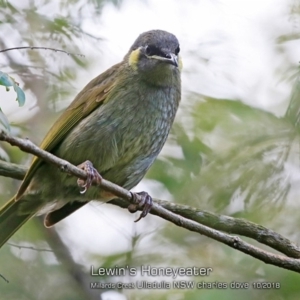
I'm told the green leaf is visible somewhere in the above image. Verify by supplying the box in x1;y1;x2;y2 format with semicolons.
285;68;300;127
13;84;26;106
0;108;10;132
0;71;14;87
0;71;26;106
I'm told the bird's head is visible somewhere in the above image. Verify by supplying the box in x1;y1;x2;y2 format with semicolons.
126;30;182;86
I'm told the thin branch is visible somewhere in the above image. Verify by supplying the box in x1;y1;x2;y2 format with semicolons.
0;46;85;58
147;205;300;273
155;200;300;259
0;159;27;180
2;149;299;259
109;199;300;273
0;131;132;200
38;217;102;300
1;130;300;273
6;242;53;252
110;198;300;259
0;273;9;283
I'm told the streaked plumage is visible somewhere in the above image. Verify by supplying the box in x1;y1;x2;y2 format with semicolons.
0;30;181;247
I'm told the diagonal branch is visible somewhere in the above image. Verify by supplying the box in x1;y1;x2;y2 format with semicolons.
2;141;299;259
155;200;300;259
1;130;300;273
109;198;300;259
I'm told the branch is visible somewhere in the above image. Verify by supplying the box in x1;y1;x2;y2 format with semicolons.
159;201;300;258
0;131;133;200
38;217;103;300
2;143;299;259
6;242;53;252
110;198;300;259
1;130;300;273
0;46;84;58
0;159;27;180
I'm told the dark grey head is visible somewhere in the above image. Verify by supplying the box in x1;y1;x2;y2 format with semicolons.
127;30;181;85
130;30;180;66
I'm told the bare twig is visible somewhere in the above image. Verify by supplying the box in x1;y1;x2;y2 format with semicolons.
0;46;84;57
0;273;9;283
1;130;300;273
6;242;53;252
110;198;300;259
39;217;102;300
155;200;300;259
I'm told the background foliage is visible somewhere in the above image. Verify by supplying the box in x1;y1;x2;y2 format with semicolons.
0;0;300;299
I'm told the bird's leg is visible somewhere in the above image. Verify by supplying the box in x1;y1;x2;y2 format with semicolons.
77;160;102;194
76;161;153;220
128;191;153;222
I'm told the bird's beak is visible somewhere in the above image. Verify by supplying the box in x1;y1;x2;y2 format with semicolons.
151;53;178;67
166;53;179;67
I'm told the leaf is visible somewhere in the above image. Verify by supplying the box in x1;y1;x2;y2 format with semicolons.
285;68;300;127
13;84;26;106
0;108;10;132
0;71;14;87
0;71;26;106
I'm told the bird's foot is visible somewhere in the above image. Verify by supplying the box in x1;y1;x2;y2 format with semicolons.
128;191;153;222
77;160;102;194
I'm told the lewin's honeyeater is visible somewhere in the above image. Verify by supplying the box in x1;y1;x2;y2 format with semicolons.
0;29;181;247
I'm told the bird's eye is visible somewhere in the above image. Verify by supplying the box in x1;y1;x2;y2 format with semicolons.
175;46;180;55
145;45;162;56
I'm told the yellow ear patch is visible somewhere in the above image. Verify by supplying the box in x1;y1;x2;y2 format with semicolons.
178;55;183;72
128;48;140;70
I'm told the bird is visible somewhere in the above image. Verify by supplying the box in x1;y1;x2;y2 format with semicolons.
0;29;182;248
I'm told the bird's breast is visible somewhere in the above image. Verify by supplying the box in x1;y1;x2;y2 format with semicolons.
56;78;180;190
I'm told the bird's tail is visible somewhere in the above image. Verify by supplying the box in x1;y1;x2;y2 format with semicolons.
0;198;35;248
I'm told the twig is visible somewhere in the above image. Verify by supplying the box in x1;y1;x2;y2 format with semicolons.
0;273;9;283
155;200;300;259
39;217;103;300
6;242;53;252
0;46;84;57
1;130;300;273
110;198;300;259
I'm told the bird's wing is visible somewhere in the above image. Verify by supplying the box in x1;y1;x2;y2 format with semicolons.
16;62;123;199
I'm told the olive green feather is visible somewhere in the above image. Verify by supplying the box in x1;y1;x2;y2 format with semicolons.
16;63;121;199
0;63;121;247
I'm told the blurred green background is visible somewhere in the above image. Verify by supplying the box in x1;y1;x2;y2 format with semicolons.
0;0;300;299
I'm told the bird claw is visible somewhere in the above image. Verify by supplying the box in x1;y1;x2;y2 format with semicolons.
128;191;153;222
77;160;102;194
